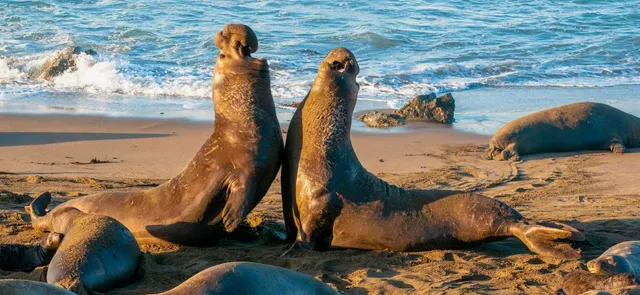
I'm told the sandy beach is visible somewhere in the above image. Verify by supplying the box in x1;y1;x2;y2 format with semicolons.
1;113;638;294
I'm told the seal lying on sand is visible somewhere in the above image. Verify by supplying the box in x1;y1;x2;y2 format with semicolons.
588;241;640;281
281;47;584;259
0;279;75;295
153;262;338;295
484;102;640;161
0;232;62;272
26;193;141;294
27;24;283;246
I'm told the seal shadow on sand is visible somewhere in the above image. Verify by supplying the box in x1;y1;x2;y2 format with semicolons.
520;148;640;162
0;132;172;147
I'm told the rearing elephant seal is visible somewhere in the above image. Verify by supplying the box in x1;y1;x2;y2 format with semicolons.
281;48;584;259
588;241;640;280
153;262;338;295
26;24;283;245
485;102;640;161
26;194;141;294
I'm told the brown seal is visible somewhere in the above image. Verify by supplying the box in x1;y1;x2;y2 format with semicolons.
26;24;283;246
25;193;141;294
153;262;338;295
281;47;584;259
559;270;637;295
0;279;75;295
484;102;640;161
0;232;62;272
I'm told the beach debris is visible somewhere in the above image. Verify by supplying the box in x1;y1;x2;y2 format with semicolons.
397;93;456;124
25;175;44;184
356;93;455;128
357;111;405;128
28;46;97;80
71;157;111;165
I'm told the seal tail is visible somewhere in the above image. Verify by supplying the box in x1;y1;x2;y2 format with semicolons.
511;221;584;260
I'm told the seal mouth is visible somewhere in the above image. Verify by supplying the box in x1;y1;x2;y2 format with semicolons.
328;59;356;74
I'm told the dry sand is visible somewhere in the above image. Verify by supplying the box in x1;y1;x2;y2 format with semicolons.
1;113;639;294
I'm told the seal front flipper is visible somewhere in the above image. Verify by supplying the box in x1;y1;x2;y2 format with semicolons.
607;137;626;153
221;175;256;233
25;192;52;217
511;223;582;259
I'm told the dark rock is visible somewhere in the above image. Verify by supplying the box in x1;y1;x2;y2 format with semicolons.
396;93;455;124
29;46;97;80
357;111;406;128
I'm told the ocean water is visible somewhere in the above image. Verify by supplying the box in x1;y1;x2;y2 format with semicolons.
1;0;640;134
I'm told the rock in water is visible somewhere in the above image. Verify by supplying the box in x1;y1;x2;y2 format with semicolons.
29;46;97;80
396;93;455;124
357;111;406;128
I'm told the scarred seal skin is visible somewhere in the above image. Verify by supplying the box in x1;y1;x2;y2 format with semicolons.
0;279;75;295
587;241;640;281
281;47;584;259
484;102;640;161
153;262;338;295
26;24;284;246
0;232;62;272
25;193;141;294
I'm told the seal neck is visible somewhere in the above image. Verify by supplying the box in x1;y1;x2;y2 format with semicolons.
301;77;357;157
212;71;277;128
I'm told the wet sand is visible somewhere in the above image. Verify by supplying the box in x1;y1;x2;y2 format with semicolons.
1;113;639;294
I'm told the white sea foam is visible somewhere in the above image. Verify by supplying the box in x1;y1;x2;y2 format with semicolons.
0;58;26;81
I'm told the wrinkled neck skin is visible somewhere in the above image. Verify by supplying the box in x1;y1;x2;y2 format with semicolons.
212;59;277;133
300;73;357;167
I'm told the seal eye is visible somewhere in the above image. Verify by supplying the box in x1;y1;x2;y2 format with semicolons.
219;54;226;59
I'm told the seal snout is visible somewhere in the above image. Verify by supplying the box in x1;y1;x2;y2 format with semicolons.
215;24;259;57
324;47;359;75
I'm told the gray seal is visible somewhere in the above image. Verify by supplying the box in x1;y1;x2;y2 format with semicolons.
485;102;640;161
0;279;75;295
25;193;141;294
153;262;338;295
281;47;584;259
588;241;640;280
26;24;283;246
0;232;62;272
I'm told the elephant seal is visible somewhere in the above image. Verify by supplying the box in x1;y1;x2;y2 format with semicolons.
26;24;283;246
558;270;636;295
153;262;338;295
0;232;62;272
26;194;141;294
587;241;640;280
484;102;640;161
281;47;584;259
0;279;75;295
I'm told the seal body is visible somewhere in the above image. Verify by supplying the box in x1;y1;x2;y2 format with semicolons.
282;48;583;259
0;279;75;295
154;262;338;295
26;24;283;246
26;203;141;294
588;241;640;281
485;102;640;161
0;232;62;272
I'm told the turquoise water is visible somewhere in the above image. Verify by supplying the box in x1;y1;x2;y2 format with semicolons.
1;0;640;134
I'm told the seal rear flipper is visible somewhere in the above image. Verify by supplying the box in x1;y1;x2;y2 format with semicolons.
221;181;256;233
25;192;52;217
512;223;581;260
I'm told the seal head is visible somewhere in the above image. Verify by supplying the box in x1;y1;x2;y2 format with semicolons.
588;255;636;277
214;24;266;76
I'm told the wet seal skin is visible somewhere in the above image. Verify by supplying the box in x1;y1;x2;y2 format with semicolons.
26;193;141;294
26;23;284;246
484;102;640;161
282;47;584;259
153;262;338;295
0;232;62;272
